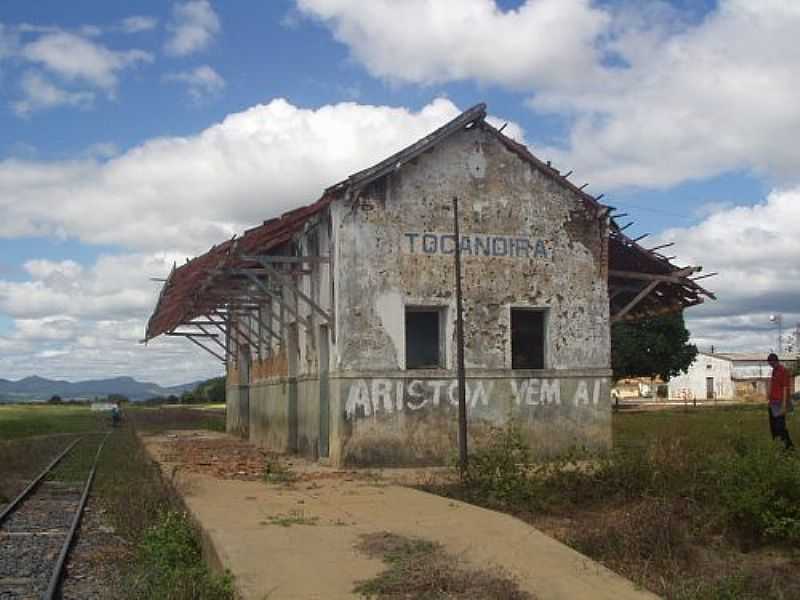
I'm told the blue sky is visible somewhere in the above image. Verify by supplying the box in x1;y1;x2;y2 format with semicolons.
0;0;798;384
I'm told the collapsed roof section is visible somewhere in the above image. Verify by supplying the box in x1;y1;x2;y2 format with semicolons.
608;221;715;322
144;102;715;351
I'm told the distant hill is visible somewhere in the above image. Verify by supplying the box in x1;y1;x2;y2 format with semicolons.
0;375;203;403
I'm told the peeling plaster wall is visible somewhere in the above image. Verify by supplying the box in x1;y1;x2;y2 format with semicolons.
225;363;250;437
231;216;333;457
328;373;611;466
334;127;609;372
249;379;291;451
330;126;611;465
231;125;612;465
225;384;248;437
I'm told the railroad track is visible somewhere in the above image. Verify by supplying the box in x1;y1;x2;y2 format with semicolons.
0;433;110;600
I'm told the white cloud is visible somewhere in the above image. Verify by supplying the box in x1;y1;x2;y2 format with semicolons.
297;0;609;89
15;317;79;342
0;250;223;384
0;315;221;384
165;1;220;56
20;30;152;92
81;142;119;160
0;97;528;382
24;259;83;280
297;0;800;191
535;0;800;190
164;64;225;101
13;71;95;115
653;186;800;353
79;25;103;38
121;16;159;34
0;97;487;251
0;254;172;321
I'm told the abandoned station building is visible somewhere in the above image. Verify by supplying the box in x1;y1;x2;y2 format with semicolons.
145;103;713;466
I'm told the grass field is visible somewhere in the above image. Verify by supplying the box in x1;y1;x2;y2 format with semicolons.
431;404;800;600
614;402;800;449
0;403;232;600
0;403;105;440
6;402;800;599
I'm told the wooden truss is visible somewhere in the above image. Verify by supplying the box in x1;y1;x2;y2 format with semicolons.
158;253;332;363
609;267;701;323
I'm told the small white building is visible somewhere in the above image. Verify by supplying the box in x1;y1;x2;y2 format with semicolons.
668;352;798;401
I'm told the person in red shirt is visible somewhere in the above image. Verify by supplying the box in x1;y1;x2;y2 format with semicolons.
767;353;794;450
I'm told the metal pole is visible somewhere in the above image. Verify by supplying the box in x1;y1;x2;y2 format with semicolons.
453;196;468;477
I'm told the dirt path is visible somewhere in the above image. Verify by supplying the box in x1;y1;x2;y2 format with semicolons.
141;430;659;600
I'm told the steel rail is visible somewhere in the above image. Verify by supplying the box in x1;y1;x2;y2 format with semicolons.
0;437;83;526
44;431;111;600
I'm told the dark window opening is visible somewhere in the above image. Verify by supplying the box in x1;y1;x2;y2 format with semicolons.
406;308;443;369
511;309;545;369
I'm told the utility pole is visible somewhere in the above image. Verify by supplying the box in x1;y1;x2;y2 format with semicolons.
453;196;468;477
770;314;783;353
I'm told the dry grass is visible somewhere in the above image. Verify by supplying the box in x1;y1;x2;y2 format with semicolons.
430;405;800;600
127;405;226;433
353;531;533;599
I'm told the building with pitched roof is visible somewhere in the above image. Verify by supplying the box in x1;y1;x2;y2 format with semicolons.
145;103;713;466
668;352;798;401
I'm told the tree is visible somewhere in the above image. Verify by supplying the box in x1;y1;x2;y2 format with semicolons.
107;393;129;405
203;377;226;404
48;394;62;404
611;311;698;382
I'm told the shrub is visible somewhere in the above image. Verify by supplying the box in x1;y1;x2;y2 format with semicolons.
131;510;233;600
714;438;800;543
464;423;531;505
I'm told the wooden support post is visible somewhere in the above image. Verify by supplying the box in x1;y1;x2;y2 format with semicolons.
453;196;468;478
612;280;660;322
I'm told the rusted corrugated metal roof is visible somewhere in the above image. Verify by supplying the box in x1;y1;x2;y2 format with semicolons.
145;193;334;340
145;102;714;341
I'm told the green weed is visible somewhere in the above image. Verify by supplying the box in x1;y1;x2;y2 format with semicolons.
353;532;531;599
262;510;319;527
130;510;233;600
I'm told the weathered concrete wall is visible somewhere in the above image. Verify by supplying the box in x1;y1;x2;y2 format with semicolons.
225;384;248;437
229;124;612;465
243;376;323;458
249;379;292;453
332;125;609;373
296;377;321;458
329;372;611;466
324;125;611;464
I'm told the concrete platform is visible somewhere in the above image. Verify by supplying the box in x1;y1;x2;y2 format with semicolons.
142;431;660;600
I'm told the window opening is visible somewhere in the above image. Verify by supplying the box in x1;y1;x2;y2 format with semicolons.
406;308;444;369
511;308;546;369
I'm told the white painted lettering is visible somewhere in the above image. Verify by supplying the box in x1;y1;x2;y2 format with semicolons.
372;379;393;413
448;380;459;406
541;379;560;405
345;379;371;418
429;380;446;407
511;379;527;405
573;380;590;406
525;379;541;405
406;380;427;410
469;381;494;408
